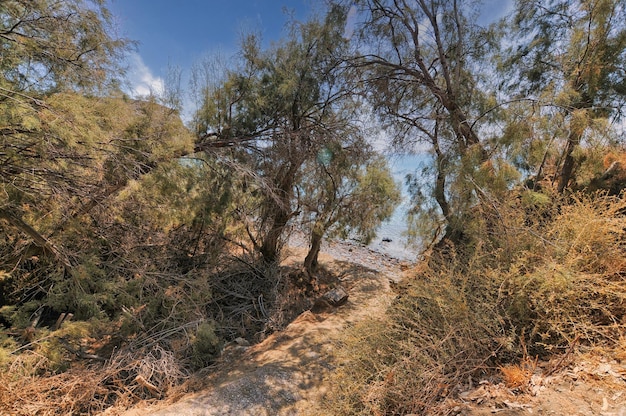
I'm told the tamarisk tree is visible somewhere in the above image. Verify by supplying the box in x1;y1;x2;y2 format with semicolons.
193;8;400;269
338;0;501;244
501;0;626;192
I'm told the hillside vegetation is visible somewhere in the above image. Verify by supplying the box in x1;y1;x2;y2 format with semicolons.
1;0;626;414
325;189;626;415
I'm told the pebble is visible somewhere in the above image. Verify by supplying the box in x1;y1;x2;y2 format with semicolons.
288;232;415;276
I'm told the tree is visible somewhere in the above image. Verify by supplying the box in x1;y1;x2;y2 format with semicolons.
341;0;498;244
300;150;400;274
192;8;391;267
0;94;196;301
0;0;126;94
502;0;626;192
0;0;129;257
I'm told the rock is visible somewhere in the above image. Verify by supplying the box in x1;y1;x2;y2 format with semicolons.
321;286;349;307
234;337;250;347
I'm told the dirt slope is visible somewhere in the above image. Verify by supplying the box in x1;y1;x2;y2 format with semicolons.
121;241;405;416
120;240;626;416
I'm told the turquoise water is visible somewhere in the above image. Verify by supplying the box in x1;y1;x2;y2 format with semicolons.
366;153;430;261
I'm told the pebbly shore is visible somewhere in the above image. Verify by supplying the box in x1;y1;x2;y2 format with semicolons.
288;231;417;277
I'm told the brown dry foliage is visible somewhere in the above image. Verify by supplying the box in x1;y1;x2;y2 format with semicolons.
325;191;626;415
500;357;537;391
0;345;190;415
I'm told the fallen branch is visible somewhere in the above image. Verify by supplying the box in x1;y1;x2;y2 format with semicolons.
545;335;580;376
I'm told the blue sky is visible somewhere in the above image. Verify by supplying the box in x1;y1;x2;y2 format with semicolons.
107;0;513;105
107;0;314;97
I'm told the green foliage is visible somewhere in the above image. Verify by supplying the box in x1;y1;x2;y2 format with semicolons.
500;0;626;192
342;157;402;243
0;0;128;93
301;149;401;240
521;189;552;209
0;335;18;371
191;321;221;369
117;157;232;235
46;260;113;320
0;0;130;217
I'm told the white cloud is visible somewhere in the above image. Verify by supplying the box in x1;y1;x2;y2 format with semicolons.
343;4;357;40
127;53;165;98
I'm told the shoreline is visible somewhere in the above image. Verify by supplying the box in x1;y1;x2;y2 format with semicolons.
288;231;417;276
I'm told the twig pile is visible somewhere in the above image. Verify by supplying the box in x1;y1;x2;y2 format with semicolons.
0;345;190;415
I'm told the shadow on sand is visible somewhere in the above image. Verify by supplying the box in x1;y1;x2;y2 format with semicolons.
145;259;394;416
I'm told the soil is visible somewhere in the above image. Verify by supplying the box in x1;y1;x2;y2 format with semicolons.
119;238;626;416
453;353;626;416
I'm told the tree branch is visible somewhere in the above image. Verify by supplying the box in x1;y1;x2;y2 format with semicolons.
0;208;68;266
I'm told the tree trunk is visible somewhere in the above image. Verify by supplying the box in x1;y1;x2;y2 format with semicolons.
557;129;581;193
450;106;481;149
433;147;450;221
259;158;302;263
260;210;289;263
304;228;323;275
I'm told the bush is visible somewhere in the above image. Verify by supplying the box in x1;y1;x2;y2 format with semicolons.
326;251;507;415
191;321;221;369
325;191;626;415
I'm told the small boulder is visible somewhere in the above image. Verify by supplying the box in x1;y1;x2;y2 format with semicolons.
321;286;349;307
234;337;250;347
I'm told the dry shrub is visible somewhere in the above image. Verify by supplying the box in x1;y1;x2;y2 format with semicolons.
500;357;537;391
325;250;508;415
206;255;315;342
0;363;112;415
326;191;626;415
503;192;626;346
105;345;190;400
0;345;190;415
206;257;289;341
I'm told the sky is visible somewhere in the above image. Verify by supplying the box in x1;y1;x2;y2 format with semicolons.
106;0;513;110
107;0;314;98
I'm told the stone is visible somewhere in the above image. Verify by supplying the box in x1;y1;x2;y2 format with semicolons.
234;337;250;347
321;286;349;307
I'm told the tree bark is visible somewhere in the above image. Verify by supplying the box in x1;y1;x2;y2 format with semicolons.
557;129;581;193
557;97;589;193
259;156;303;263
260;209;290;263
433;140;450;221
303;227;323;275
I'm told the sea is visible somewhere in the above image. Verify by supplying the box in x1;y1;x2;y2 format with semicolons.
365;153;430;262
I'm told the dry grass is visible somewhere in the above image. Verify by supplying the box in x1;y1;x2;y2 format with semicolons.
0;347;193;416
325;191;626;415
0;344;191;415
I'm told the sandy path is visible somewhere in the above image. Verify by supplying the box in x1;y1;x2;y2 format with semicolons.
118;237;626;416
122;240;410;416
